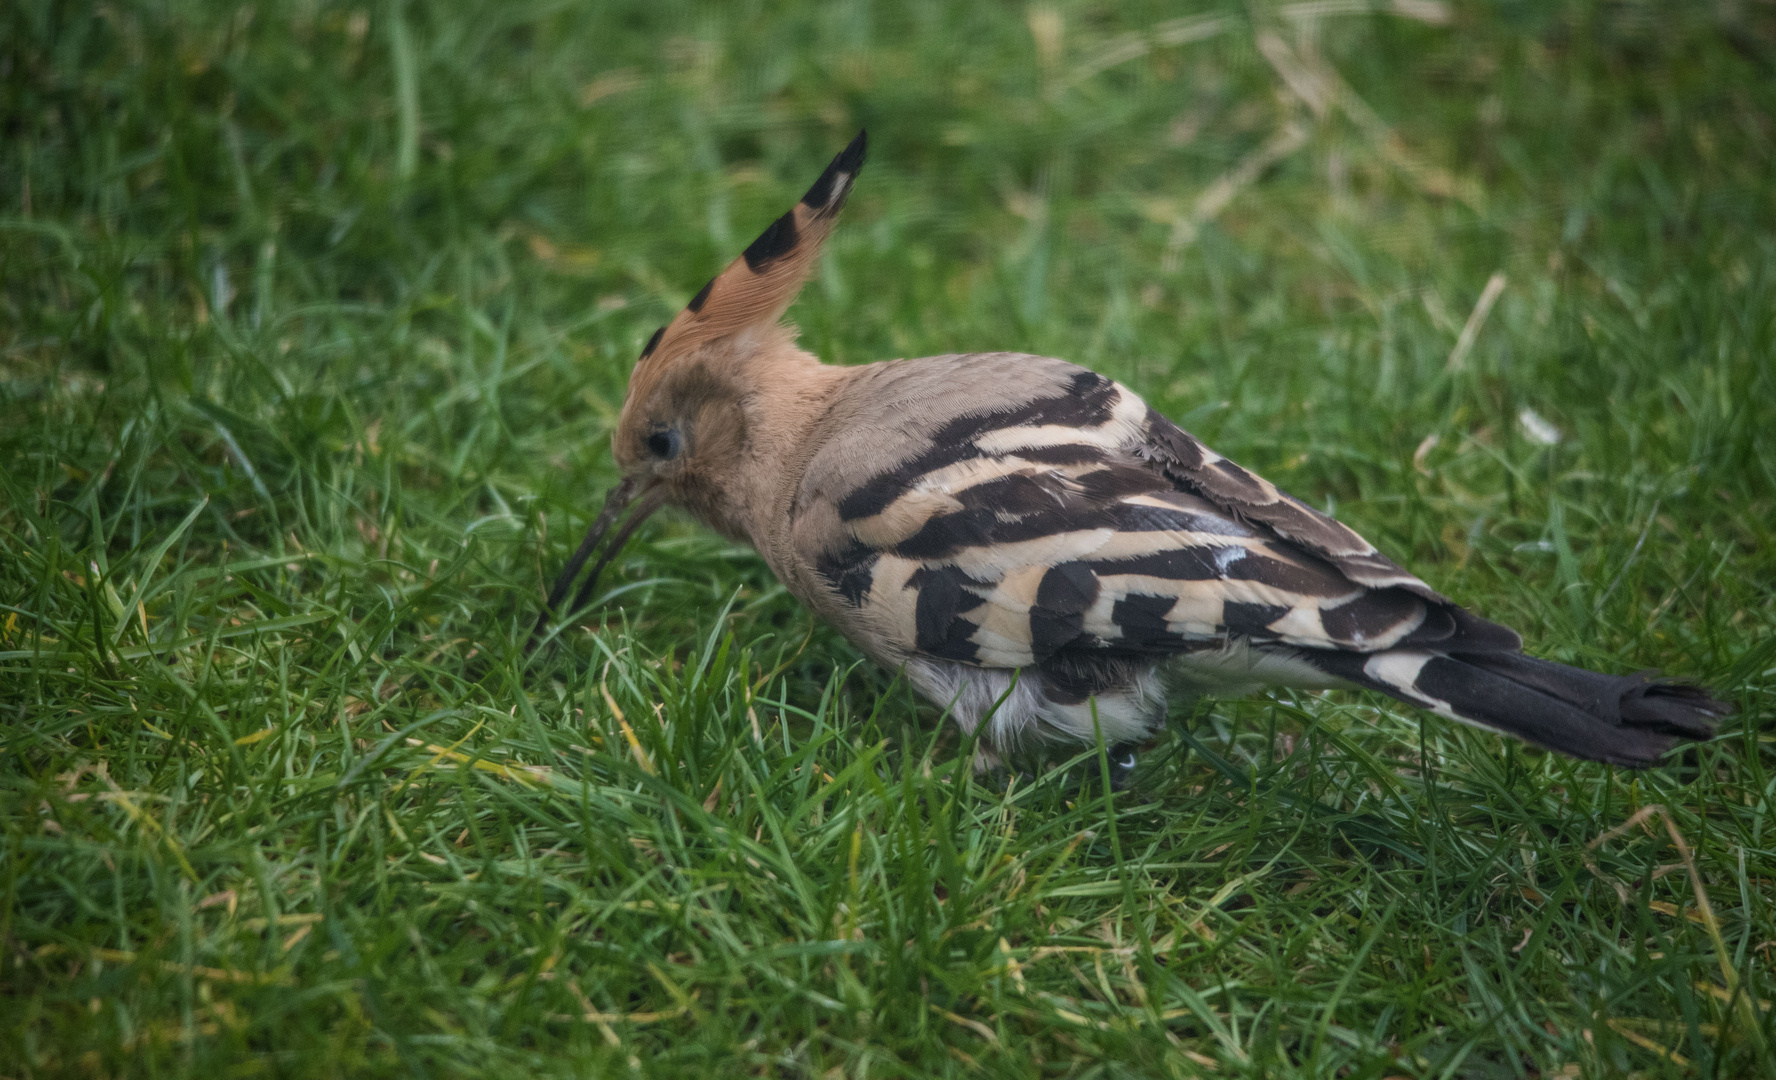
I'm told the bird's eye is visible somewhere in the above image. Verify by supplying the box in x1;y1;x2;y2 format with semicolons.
645;428;682;460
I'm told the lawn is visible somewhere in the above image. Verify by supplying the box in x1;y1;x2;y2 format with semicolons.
3;1;1774;1076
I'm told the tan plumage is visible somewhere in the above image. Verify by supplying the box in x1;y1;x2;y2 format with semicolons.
539;131;1726;778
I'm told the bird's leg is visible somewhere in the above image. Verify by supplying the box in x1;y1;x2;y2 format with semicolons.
969;741;1004;774
1107;742;1141;790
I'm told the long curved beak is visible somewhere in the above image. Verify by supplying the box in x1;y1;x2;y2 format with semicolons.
530;475;667;647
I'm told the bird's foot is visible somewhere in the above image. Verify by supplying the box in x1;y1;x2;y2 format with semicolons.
1107;743;1140;791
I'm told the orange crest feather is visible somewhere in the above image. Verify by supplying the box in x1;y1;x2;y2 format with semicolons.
635;130;867;369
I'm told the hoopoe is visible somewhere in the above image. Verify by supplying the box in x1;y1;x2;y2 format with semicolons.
536;130;1726;781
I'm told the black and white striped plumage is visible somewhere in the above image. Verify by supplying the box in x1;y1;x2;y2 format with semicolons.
542;131;1727;778
788;352;1720;770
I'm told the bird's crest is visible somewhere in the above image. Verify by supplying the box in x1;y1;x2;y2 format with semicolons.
632;130;866;373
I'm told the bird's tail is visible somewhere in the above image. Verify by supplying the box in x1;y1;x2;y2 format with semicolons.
1312;648;1728;766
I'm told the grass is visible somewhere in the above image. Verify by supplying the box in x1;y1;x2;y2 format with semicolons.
3;0;1775;1076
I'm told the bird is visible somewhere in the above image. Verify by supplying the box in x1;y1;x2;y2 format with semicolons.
534;129;1727;783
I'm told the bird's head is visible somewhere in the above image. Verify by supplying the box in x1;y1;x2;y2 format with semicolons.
534;130;867;636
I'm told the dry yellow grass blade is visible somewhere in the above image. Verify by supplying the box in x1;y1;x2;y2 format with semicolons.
1606;1018;1690;1066
1587;805;1768;1055
35;944;291;986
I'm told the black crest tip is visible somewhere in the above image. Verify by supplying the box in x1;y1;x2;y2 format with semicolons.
639;325;665;359
741;211;801;272
686;276;715;313
800;128;868;216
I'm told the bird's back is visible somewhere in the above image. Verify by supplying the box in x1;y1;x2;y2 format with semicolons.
787;352;1511;666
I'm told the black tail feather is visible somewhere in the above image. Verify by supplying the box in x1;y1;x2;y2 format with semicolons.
1309;649;1728;767
1457;652;1722;741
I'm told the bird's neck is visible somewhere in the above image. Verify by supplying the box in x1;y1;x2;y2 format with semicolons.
676;332;852;554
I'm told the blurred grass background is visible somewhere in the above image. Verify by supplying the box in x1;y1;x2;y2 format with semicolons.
3;1;1775;1076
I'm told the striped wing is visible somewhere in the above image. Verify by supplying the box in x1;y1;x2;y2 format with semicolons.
801;362;1517;670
